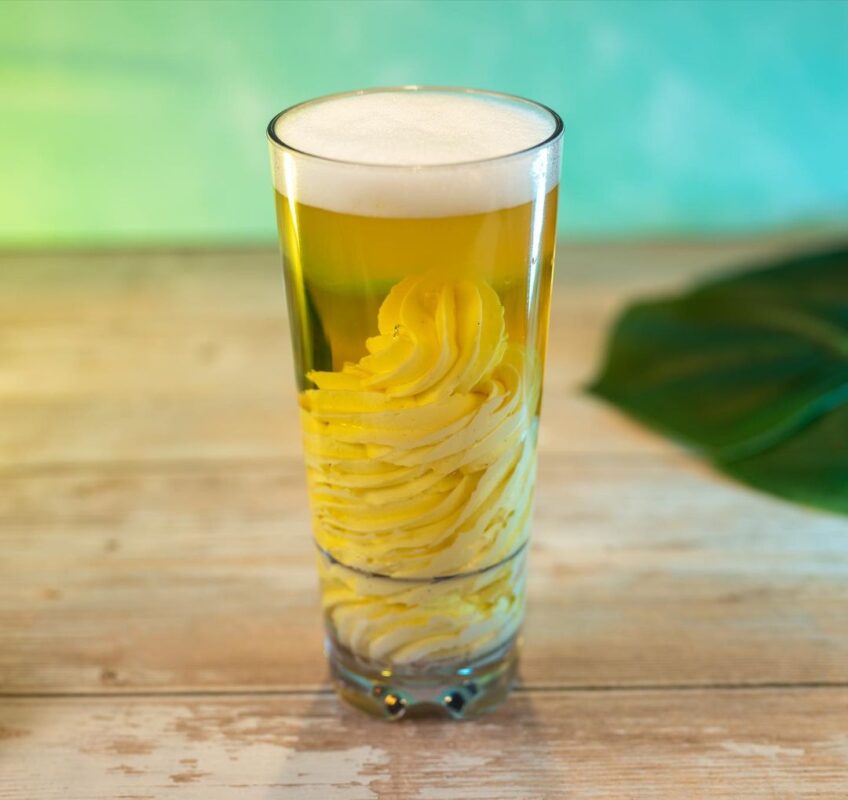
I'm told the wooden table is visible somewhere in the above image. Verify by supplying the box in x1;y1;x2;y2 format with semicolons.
2;238;847;799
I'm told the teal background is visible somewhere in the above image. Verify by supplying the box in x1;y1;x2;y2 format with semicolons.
2;0;846;247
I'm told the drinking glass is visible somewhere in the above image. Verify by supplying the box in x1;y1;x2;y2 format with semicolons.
267;87;562;719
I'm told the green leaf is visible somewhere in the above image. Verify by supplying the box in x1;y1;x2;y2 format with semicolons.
588;243;848;514
725;406;848;515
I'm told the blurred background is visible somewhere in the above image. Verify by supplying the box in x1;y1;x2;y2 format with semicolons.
2;0;846;248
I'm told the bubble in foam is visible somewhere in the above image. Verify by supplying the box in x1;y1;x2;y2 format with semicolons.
269;89;562;218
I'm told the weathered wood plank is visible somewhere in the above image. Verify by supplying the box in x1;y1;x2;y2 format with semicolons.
2;239;845;797
1;237;832;466
2;688;846;799
2;454;845;692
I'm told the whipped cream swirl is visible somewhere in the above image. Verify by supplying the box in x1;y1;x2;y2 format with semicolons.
301;272;538;664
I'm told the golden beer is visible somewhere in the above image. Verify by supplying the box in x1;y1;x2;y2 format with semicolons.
269;88;562;718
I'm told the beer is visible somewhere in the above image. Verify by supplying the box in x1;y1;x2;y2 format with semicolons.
268;88;562;718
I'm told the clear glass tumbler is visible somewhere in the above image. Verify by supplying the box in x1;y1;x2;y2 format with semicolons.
267;87;562;719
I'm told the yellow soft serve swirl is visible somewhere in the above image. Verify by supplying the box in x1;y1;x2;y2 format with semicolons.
301;272;537;664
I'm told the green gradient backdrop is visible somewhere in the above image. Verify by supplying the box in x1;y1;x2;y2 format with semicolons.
2;0;846;246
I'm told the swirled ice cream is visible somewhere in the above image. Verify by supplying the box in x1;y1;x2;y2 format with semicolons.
301;272;537;664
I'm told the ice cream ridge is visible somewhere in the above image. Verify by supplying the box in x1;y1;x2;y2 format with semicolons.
301;272;537;666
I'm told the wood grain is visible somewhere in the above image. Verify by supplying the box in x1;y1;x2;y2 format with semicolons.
0;237;827;467
2;689;847;799
1;237;845;797
1;454;846;693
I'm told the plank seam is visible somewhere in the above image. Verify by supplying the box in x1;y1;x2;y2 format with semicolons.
2;681;847;700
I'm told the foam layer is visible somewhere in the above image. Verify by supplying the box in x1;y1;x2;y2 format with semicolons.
269;89;561;217
275;91;555;166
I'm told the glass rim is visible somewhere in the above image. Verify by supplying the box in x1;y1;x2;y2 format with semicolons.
266;85;564;169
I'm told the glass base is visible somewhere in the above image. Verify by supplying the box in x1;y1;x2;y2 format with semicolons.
326;634;518;721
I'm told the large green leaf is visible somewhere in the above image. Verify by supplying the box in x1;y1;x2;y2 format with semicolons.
588;243;848;514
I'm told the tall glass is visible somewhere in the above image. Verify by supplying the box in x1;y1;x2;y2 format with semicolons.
268;87;562;719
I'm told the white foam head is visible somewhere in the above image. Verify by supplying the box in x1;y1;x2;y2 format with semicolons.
269;89;562;217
